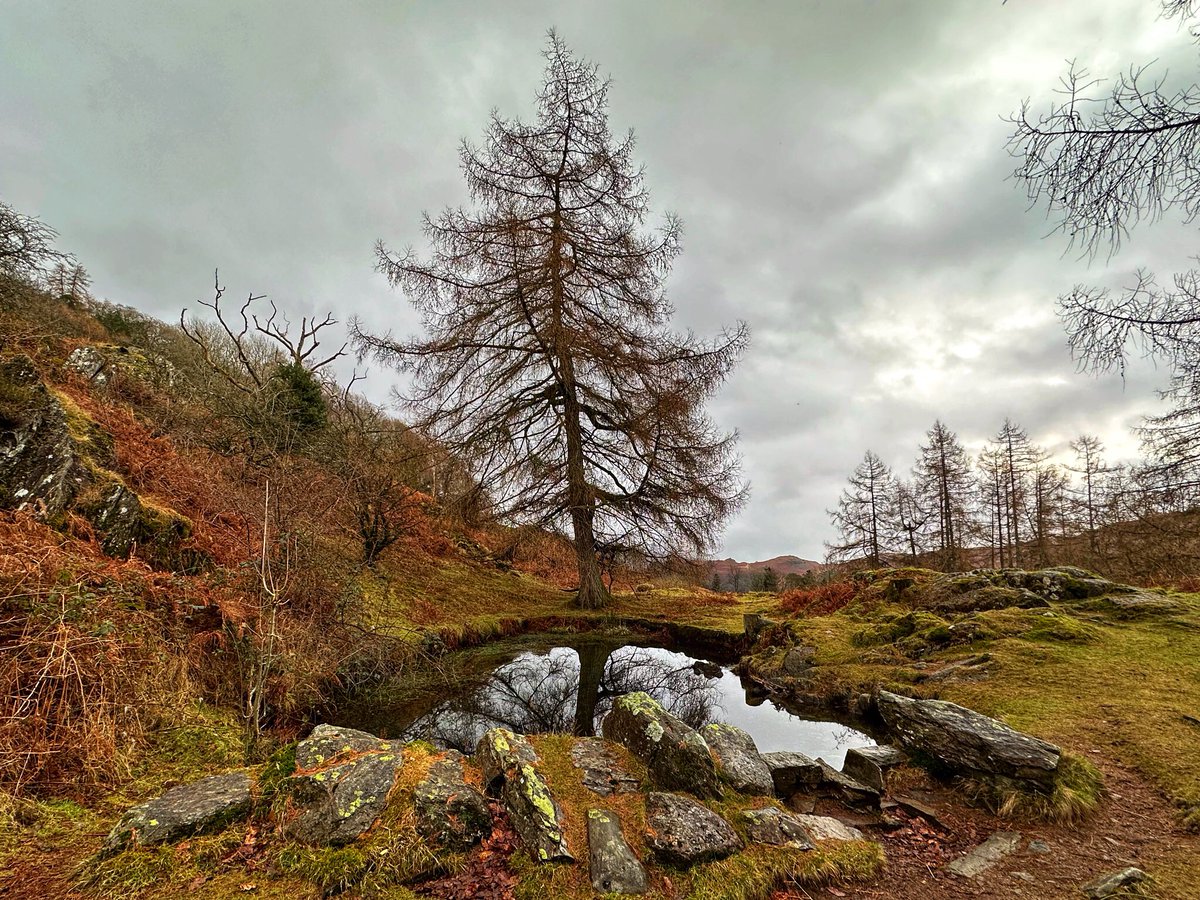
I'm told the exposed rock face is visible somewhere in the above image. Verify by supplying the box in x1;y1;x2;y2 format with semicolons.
1081;867;1148;899
287;724;403;846
946;831;1021;878
414;750;491;851
790;814;863;842
701;723;773;795
0;355;85;519
103;771;252;853
602;692;723;799
742;807;815;849
761;750;823;796
82;480;192;568
643;792;741;866
569;737;640;796
475;728;572;863
841;745;904;793
587;808;647;895
877;691;1060;786
65;343;174;388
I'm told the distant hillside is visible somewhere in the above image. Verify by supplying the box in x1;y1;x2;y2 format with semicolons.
705;554;823;590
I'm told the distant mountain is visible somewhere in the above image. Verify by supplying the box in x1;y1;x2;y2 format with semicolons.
708;554;823;578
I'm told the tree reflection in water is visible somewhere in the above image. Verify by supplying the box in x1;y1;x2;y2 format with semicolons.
400;642;722;752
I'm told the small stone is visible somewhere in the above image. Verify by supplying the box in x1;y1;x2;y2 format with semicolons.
1027;839;1051;854
701;723;773;795
104;772;252;853
587;809;647;895
569;738;639;796
789;814;863;842
946;831;1022;878
644;792;741;866
1081;867;1148;899
841;745;903;793
742;807;815;849
1012;871;1035;883
761;750;824;796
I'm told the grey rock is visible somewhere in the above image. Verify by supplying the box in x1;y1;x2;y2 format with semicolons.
817;759;880;807
475;728;571;863
790;814;863;842
287;724;402;846
414;750;491;851
570;737;639;796
587;808;647;895
742;807;815;849
104;771;252;852
1028;839;1051;854
1082;867;1148;898
877;691;1060;786
946;831;1022;878
781;645;815;676
841;745;904;793
701;723;773;795
643;792;741;867
743;613;778;640
602;692;723;799
1088;592;1182;617
761;750;824;796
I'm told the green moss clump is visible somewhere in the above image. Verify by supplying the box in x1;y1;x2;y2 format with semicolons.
276;845;370;894
969;752;1105;825
683;841;884;900
74;847;177;898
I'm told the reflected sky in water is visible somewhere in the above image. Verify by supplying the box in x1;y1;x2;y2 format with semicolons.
347;643;875;768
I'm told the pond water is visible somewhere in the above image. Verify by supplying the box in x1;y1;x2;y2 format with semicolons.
336;639;876;768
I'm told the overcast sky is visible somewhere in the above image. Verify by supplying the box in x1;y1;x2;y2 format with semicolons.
4;1;1198;561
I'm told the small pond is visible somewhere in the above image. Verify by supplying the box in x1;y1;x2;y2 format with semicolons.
334;637;876;768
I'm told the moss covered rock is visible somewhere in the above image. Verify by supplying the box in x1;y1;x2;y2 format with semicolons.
102;771;252;853
643;791;741;866
701;723;773;795
475;728;572;863
602;691;723;800
413;750;491;851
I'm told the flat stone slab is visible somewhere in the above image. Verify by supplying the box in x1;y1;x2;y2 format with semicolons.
701;723;773;795
791;814;863;842
841;745;903;793
1082;867;1148;898
742;806;815;849
414;750;492;851
761;751;824;796
476;728;572;863
587;808;647;895
946;831;1021;878
288;724;402;846
644;792;742;867
603;692;723;799
877;691;1060;785
104;771;252;852
570;738;640;796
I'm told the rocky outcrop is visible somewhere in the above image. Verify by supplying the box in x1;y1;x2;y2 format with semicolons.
65;343;173;389
742;807;815;849
287;724;403;846
761;750;823;796
476;728;572;863
841;745;904;793
570;737;640;796
587;808;647;895
876;691;1060;787
414;750;491;851
81;480;193;568
0;355;86;519
701;723;773;795
103;771;252;853
603;692;723;799
643;792;741;866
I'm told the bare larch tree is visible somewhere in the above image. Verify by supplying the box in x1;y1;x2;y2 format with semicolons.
355;34;747;609
827;450;894;566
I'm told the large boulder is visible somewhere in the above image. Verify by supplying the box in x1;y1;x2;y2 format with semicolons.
602;692;723;799
587;808;647;895
414;750;492;851
741;807;815;849
287;724;403;846
643;792;741;867
877;691;1060;786
569;738;640;796
761;750;824;796
701;723;773;795
475;728;572;863
103;771;252;853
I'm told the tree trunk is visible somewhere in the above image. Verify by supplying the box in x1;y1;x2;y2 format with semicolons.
573;640;613;735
